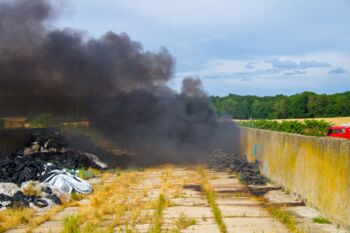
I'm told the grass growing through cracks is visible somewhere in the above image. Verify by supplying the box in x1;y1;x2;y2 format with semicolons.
198;167;227;233
0;208;34;232
266;204;297;231
63;215;80;233
77;171;142;232
174;213;196;230
149;194;167;233
313;216;331;224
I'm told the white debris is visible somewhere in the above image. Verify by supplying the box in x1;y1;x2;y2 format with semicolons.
0;182;20;196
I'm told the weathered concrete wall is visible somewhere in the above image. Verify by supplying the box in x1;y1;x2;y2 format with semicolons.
240;127;350;229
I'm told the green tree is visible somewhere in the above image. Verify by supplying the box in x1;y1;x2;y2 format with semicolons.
286;92;311;118
307;94;329;117
251;100;272;119
234;99;251;119
272;97;289;118
211;91;350;119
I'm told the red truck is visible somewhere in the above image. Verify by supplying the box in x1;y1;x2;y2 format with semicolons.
327;124;350;140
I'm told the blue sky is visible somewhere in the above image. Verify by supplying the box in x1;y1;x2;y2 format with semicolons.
56;0;350;96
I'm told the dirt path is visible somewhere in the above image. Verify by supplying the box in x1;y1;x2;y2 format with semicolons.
4;166;344;233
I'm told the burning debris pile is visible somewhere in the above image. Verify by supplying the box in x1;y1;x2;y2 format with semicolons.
209;149;269;185
0;0;241;208
0;0;240;163
20;131;108;169
0;131;108;210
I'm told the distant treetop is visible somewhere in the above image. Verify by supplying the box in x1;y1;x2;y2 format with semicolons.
211;91;350;119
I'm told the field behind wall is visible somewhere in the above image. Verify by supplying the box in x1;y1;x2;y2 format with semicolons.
237;116;350;125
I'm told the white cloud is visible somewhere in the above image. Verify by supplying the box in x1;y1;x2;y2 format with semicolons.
56;0;350;96
299;60;330;69
329;67;347;74
284;70;307;76
179;52;350;79
271;59;299;69
174;52;350;95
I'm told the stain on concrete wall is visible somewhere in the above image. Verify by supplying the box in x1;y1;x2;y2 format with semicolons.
240;127;350;229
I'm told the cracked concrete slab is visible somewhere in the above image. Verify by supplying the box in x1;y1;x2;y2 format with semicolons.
169;197;208;207
7;167;345;233
163;206;214;219
179;224;221;233
219;204;270;217
224;217;289;233
51;207;79;221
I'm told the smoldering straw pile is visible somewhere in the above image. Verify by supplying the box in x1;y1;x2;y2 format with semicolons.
0;0;239;163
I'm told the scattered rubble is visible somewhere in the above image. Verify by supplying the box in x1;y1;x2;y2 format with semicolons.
0;131;109;211
21;131;108;169
0;191;49;208
0;183;20;196
209;149;269;185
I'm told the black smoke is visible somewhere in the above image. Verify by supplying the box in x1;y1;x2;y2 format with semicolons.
0;0;239;163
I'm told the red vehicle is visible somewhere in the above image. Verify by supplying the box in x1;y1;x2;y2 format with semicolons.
327;125;350;140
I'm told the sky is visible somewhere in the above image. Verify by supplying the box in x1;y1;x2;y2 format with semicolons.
56;0;350;96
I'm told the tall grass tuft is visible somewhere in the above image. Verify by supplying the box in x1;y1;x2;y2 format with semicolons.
198;168;227;233
63;215;80;233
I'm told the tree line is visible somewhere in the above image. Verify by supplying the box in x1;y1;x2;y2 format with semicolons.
211;91;350;119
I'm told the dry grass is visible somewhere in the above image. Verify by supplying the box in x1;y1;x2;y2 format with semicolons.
79;172;140;228
266;205;297;231
3;167;223;233
73;168;161;232
174;213;196;229
0;208;34;232
3;171;114;233
261;201;305;233
197;167;227;233
21;181;41;196
27;205;65;231
62;215;80;233
149;194;167;233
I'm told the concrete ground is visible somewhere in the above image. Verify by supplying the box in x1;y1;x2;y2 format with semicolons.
4;166;348;233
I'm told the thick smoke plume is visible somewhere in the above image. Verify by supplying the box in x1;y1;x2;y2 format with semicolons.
0;0;239;163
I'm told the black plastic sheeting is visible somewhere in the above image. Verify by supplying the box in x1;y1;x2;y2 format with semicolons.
0;191;47;208
0;155;45;185
209;149;269;185
0;153;93;185
0;131;104;209
0;190;61;208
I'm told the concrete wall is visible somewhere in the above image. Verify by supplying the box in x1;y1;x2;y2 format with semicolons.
240;127;350;229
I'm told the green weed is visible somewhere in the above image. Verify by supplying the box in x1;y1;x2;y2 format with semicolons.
198;168;227;233
149;194;167;233
267;205;296;231
313;216;331;224
63;215;80;233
